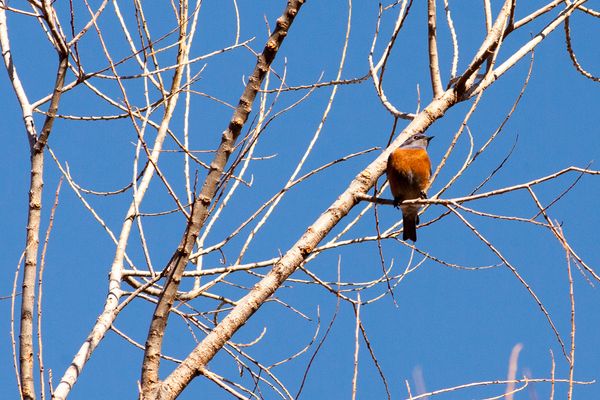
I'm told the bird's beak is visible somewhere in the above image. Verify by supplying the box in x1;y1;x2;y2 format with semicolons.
426;136;435;142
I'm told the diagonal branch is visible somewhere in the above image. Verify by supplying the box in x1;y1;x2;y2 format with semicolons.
454;0;513;94
472;0;588;97
140;1;306;398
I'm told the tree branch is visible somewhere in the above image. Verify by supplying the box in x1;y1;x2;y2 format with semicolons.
140;1;306;398
427;0;443;98
2;2;70;396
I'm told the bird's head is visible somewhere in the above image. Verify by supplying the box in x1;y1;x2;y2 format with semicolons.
400;134;434;149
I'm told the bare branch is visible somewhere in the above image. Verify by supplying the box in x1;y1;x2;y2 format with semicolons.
483;0;492;33
3;2;71;396
409;377;593;400
140;2;307;398
447;206;568;359
11;253;25;400
53;2;194;398
511;0;565;31
37;179;62;400
473;0;587;96
427;0;443;98
351;294;361;400
454;0;513;94
368;0;416;120
443;0;458;81
564;14;600;82
0;2;36;146
295;266;342;399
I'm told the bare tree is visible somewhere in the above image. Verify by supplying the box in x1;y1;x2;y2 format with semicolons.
2;0;599;399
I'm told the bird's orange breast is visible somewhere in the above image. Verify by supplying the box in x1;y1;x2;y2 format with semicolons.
387;147;431;200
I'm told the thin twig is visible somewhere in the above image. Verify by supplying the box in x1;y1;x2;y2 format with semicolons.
295;260;342;399
409;377;593;400
11;252;25;400
351;293;361;400
37;178;63;400
564;14;600;82
447;205;568;360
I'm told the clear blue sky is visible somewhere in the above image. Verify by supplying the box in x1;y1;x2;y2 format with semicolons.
1;1;599;399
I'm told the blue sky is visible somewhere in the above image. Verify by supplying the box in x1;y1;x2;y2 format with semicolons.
2;1;599;399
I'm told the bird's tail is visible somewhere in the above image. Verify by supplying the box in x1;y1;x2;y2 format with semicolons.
402;211;418;242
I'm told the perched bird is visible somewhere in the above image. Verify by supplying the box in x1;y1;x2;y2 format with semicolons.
386;134;434;242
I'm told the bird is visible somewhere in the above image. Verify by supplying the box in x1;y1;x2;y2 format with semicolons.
386;134;434;242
